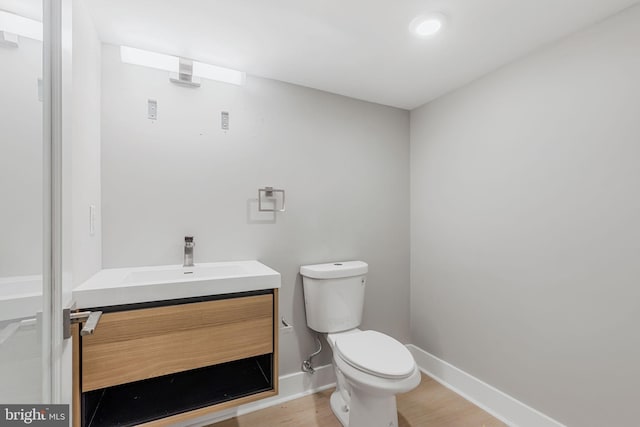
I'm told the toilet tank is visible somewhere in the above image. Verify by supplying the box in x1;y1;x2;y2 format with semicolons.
300;261;368;333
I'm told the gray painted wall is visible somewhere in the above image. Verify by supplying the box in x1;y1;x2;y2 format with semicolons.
100;43;410;375
410;5;640;427
72;0;102;286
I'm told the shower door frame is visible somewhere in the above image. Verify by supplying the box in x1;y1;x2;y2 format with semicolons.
42;0;66;404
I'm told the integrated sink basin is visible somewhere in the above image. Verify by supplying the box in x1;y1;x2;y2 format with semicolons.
126;264;250;285
73;260;281;309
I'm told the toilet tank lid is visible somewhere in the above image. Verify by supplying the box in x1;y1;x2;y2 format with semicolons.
300;261;368;279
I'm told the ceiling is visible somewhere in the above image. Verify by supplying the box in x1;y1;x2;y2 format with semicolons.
86;0;639;110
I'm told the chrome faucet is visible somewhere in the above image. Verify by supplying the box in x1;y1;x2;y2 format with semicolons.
184;236;195;267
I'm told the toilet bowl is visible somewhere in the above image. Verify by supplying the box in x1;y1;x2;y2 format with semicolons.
326;329;421;427
300;261;421;427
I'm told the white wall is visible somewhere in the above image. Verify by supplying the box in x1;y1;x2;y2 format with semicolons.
410;5;640;427
0;36;42;277
100;43;410;374
71;0;102;286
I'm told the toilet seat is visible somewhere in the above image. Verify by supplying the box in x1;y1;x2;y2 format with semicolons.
334;330;415;379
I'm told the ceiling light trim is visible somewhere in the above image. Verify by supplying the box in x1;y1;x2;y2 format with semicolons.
410;12;448;38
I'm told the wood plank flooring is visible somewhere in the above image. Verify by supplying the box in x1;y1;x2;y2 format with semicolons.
209;373;507;427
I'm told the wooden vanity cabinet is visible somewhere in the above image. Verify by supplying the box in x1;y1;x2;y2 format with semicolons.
73;289;279;427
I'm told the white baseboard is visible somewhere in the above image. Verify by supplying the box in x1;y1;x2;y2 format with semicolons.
182;364;336;427
176;347;563;427
407;345;565;427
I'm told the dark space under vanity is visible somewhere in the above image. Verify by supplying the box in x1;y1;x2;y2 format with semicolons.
83;354;273;427
73;289;279;427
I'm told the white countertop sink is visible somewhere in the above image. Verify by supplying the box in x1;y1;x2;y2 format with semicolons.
73;260;281;309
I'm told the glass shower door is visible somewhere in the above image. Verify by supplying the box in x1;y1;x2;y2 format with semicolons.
0;0;48;405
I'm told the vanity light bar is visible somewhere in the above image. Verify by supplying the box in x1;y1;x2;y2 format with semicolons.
0;10;43;42
120;46;178;73
193;61;245;86
120;46;246;86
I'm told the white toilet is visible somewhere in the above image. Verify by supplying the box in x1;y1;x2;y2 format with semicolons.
300;261;421;427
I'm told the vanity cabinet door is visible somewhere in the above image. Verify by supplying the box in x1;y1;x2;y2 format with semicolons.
81;294;273;392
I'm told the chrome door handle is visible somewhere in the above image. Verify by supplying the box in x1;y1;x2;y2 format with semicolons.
78;311;102;336
63;308;103;338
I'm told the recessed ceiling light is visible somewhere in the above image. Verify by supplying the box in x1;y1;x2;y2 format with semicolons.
410;13;447;38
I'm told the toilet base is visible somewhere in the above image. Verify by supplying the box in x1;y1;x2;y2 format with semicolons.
324;330;420;427
330;387;399;427
330;390;349;427
351;389;399;427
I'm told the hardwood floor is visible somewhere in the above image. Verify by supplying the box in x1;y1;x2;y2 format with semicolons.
209;374;507;427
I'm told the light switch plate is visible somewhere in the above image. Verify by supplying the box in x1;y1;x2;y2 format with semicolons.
89;205;96;236
148;99;157;120
221;111;229;130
